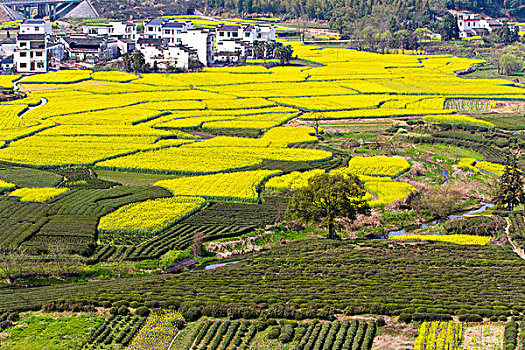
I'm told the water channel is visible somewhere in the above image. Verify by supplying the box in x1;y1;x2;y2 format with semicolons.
387;202;495;238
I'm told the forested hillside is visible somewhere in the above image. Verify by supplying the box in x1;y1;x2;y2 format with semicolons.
91;0;524;23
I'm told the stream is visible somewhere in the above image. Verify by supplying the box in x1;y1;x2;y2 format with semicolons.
386;202;495;238
203;260;241;271
439;165;450;184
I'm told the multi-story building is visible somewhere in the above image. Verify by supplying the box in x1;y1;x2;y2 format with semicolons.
135;37;197;69
142;20;214;66
83;21;138;41
449;10;503;37
215;24;275;62
143;19;167;38
14;20;61;73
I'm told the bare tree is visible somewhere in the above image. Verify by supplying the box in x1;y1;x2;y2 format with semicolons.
312;113;323;137
192;231;205;257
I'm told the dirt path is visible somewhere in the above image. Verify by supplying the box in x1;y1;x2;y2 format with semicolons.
505;217;525;260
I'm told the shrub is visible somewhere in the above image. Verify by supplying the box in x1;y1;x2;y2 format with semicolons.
267;326;280;339
458;314;483;322
398;313;412;323
136;306;150;317
118;305;129;316
504;321;518;350
279;324;295;343
109;307;118;315
182;307;201;322
113;300;129;308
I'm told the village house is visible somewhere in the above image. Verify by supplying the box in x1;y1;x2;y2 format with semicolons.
215;24;275;62
83;21;138;41
14;20;64;73
449;10;503;37
142;19;214;66
135;37;197;69
61;35;119;63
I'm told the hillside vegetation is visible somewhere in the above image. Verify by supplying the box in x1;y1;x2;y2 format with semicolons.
90;0;524;23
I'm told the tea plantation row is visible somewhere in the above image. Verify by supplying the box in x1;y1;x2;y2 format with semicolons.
2;240;525;321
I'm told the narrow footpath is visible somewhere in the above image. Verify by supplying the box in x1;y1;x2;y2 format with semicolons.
505;217;525;260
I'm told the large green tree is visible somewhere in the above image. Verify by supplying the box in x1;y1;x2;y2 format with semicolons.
440;13;459;41
494;155;525;211
499;54;523;76
286;173;370;239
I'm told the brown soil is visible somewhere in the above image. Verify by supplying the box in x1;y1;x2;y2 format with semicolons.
372;317;417;350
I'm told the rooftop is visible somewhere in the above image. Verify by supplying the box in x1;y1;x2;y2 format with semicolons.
145;19;166;27
164;22;185;28
218;25;240;32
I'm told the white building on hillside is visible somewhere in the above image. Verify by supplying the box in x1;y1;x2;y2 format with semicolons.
449;10;503;37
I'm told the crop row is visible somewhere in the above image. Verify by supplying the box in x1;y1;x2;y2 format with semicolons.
172;319;376;350
91;223;255;262
414;321;462;350
83;314;146;349
3;240;525;322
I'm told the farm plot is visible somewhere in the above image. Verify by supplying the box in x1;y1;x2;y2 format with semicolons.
169;319;376;350
461;323;504;350
0;42;522;177
83;314;147;350
0;312;103;350
0;184;172;254
414;321;463;350
126;311;184;350
98;196;206;245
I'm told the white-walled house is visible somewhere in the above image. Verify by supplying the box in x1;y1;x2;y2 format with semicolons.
135;37;196;69
14;20;60;73
83;24;111;36
215;39;253;63
143;19;167;38
20;20;52;35
108;21;138;41
449;10;503;37
215;24;274;62
83;21;138;41
142;20;214;66
14;33;48;72
240;24;276;43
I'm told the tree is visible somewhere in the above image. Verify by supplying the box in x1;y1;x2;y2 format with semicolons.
253;41;265;59
132;52;147;73
499;54;523;75
275;43;293;65
494;155;525;211
362;26;377;51
414;27;432;47
192;231;205;257
312;112;323;137
285;173;370;239
440;13;459;41
492;24;519;45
